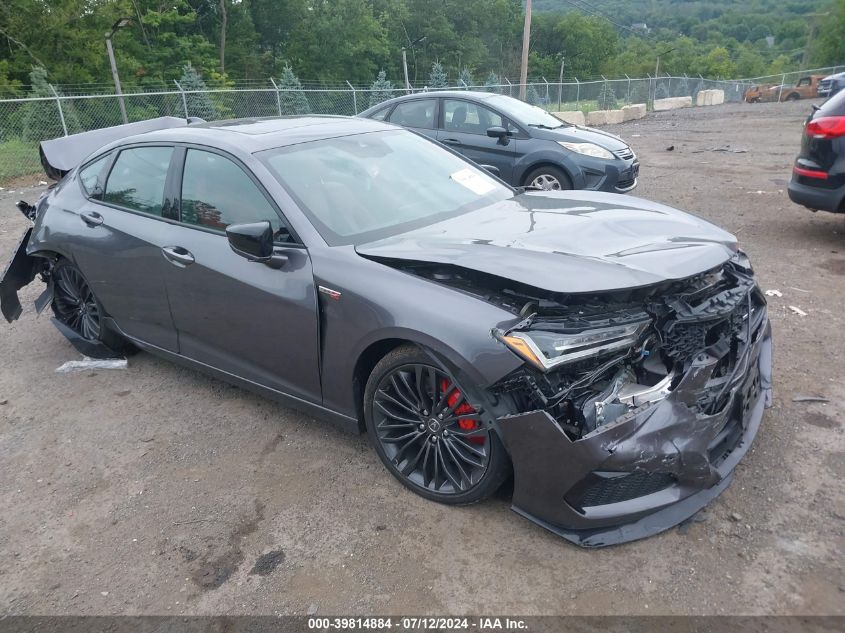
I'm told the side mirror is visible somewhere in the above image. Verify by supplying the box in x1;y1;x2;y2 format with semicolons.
487;126;509;139
226;221;274;262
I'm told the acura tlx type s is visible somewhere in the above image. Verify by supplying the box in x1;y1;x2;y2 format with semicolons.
1;116;772;547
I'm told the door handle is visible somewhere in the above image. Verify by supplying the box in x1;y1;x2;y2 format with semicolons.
80;211;104;227
442;138;463;146
161;246;195;267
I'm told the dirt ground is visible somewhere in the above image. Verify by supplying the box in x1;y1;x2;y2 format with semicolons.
0;101;843;617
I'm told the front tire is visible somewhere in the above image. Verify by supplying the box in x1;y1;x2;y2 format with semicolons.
364;345;510;505
524;165;572;191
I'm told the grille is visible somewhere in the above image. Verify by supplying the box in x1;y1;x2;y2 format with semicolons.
613;147;635;160
663;281;756;361
577;472;675;508
708;364;762;463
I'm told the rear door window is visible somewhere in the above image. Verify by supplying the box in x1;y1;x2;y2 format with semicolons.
369;105;392;121
103;147;174;216
78;154;111;199
388;99;437;129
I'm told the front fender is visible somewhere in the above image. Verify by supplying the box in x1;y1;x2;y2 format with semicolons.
513;148;581;187
313;247;524;419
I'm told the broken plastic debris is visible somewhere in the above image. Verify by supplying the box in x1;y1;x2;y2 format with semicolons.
788;306;808;317
56;357;127;373
764;289;782;297
38;180;48;186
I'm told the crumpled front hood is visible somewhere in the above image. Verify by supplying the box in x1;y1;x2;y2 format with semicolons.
356;191;738;294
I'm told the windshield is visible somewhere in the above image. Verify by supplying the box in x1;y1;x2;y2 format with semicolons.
259;130;513;246
486;95;567;128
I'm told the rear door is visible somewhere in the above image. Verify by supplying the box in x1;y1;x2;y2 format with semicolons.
436;98;520;181
70;145;179;351
160;147;321;403
386;98;439;140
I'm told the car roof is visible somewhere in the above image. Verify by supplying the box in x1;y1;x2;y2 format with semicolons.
361;90;500;112
115;116;398;153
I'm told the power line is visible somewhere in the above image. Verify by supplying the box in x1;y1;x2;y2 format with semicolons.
558;0;659;41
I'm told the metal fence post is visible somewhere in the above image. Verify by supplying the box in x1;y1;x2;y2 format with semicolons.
575;77;580;110
504;77;512;97
625;74;631;104
48;84;69;136
346;81;358;114
542;77;550;104
269;78;282;115
174;80;189;118
778;73;786;102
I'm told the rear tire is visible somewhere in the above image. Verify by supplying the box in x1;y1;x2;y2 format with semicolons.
364;344;510;505
51;259;134;355
524;165;573;191
785;93;801;102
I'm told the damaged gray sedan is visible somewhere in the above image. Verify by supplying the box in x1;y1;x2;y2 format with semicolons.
1;116;772;546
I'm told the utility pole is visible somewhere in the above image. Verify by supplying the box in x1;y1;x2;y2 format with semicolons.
402;48;411;93
653;47;675;105
403;35;427;93
105;18;132;124
519;0;532;101
558;55;565;111
802;13;830;70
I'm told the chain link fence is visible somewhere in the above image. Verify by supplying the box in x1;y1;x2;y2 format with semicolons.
1;66;842;184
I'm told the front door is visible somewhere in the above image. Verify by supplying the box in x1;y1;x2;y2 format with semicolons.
437;99;520;182
161;147;321;404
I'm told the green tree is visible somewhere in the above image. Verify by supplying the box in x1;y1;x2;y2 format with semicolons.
526;83;542;106
429;61;448;89
22;67;81;141
459;67;474;88
179;64;217;120
284;0;389;82
278;64;310;115
597;81;617;110
368;69;394;108
697;46;737;79
484;71;500;93
813;0;845;66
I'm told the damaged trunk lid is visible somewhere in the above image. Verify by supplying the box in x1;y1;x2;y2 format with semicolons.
356;190;738;294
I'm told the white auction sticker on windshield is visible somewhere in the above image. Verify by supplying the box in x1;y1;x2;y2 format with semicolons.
450;168;496;195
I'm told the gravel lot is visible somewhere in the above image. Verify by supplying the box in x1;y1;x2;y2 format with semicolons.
0;101;843;617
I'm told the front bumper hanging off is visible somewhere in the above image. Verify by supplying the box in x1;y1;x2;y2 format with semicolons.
496;316;773;547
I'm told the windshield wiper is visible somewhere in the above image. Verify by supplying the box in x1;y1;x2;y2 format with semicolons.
527;123;568;130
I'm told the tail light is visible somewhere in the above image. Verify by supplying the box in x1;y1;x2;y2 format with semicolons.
805;116;845;139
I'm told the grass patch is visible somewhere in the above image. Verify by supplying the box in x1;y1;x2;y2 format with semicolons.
0;138;42;184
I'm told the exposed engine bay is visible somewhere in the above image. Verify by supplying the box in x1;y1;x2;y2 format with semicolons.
382;252;765;443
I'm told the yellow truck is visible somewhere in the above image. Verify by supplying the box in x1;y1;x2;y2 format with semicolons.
744;75;824;103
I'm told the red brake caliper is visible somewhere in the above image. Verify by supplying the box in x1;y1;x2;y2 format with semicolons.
440;379;486;445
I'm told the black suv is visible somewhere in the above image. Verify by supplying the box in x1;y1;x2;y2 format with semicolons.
359;91;638;193
788;89;845;213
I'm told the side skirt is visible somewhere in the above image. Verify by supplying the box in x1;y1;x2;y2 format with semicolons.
103;317;361;435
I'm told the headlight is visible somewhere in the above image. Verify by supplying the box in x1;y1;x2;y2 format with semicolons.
558;141;615;160
498;321;649;371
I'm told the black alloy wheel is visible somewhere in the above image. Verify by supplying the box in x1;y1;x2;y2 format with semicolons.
364;345;509;504
52;261;102;341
